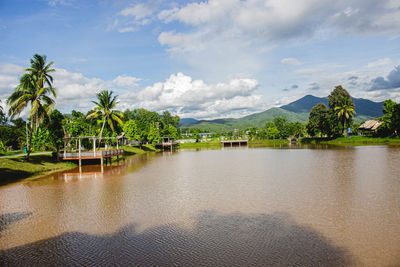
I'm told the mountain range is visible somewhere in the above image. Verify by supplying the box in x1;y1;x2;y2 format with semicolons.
180;95;384;131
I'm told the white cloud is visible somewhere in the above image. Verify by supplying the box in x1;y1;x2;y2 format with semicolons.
154;0;400;78
0;64;266;119
113;75;141;88
281;58;302;66
115;1;161;32
0;63;24;98
121;72;265;119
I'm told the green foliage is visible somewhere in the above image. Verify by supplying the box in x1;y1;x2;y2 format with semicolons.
147;122;160;145
32;127;50;151
6;54;55;159
327;85;354;136
379;99;400;136
125;108;160;142
306;103;329;137
64;110;92;137
47;109;65;151
265;122;280;139
272;117;291;138
0;140;6;152
123;119;140;141
290;122;305;137
87;90;123;144
163;125;178;139
0;119;26;150
160;111;180;129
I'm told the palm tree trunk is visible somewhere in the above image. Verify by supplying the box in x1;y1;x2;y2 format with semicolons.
27;119;34;160
98;116;107;149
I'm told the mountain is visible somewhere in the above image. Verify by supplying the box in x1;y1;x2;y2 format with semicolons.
181;95;384;131
281;94;384;117
179;118;199;125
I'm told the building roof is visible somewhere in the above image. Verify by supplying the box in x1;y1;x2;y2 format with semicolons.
359;120;383;130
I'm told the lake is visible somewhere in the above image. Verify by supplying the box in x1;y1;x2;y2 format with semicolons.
1;145;399;266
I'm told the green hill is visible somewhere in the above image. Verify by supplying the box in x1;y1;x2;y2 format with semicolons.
181;95;384;131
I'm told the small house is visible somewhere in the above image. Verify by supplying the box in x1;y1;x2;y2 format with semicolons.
358;120;383;135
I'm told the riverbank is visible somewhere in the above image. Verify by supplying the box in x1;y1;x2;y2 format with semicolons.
0;154;77;185
0;145;157;185
178;139;290;149
300;136;400;146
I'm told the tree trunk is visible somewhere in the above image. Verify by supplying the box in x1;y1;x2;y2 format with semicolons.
26;119;33;161
98;116;107;149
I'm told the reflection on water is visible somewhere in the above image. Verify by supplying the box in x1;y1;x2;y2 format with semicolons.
0;211;351;266
1;145;400;266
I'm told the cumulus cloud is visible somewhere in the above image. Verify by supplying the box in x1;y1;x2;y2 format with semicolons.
369;66;400;91
121;72;265;119
0;64;266;119
157;0;400;51
281;58;302;66
0;63;24;98
284;58;400;103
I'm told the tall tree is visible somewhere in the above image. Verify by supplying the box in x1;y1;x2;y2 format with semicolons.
380;99;400;136
334;97;356;136
86;90;123;147
6;54;55;160
328;85;354;136
307;103;329;137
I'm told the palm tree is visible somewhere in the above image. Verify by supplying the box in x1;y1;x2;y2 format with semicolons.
334;98;356;136
0;100;5;123
7;54;55;160
87;90;123;148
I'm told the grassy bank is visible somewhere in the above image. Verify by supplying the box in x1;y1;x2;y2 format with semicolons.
248;139;289;147
178;139;290;149
179;141;222;149
0;145;158;184
0;154;77;184
300;136;400;146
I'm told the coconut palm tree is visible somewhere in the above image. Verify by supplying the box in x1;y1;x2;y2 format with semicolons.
86;90;123;148
0;100;5;124
334;98;356;136
7;54;55;160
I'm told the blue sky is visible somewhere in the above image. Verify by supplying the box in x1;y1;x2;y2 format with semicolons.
1;0;400;119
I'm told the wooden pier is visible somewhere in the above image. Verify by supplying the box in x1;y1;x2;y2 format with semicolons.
156;136;179;151
59;136;124;172
221;140;248;147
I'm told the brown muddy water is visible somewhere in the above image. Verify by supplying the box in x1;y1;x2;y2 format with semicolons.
0;145;399;266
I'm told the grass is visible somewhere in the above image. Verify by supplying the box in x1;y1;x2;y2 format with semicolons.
248;139;289;147
0;145;158;184
0;154;76;184
0;151;24;156
300;136;400;146
179;141;222;149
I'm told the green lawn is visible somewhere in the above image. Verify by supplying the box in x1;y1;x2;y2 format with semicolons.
0;154;76;184
300;136;400;146
179;141;222;149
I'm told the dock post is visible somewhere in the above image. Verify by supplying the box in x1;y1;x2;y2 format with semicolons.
79;159;82;172
101;157;104;173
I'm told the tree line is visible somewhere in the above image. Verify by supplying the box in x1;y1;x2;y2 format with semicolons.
1;54;399;158
306;85;400;138
0;54;181;159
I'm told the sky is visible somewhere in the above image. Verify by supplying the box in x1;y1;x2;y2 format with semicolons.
0;0;400;120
